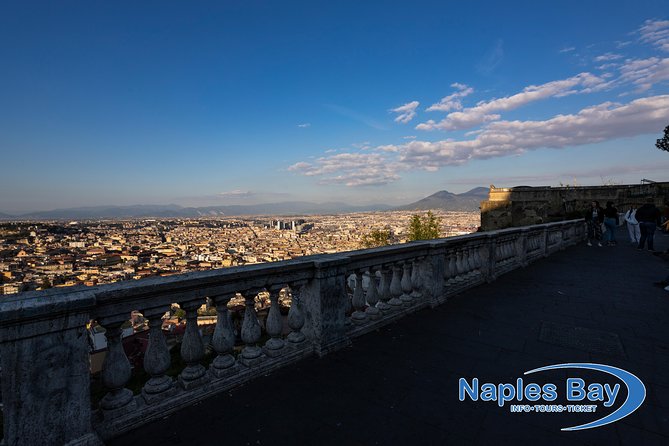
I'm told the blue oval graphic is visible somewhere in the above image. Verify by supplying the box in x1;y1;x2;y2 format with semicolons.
524;363;646;431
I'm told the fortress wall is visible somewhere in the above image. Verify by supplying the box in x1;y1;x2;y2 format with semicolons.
481;182;669;230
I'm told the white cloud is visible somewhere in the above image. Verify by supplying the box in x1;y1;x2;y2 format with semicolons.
639;19;669;52
425;83;474;112
287;152;401;186
297;123;311;128
407;95;669;167
288;95;669;186
390;101;420;124
559;47;576;53
617;56;669;92
416;72;608;131
594;53;623;62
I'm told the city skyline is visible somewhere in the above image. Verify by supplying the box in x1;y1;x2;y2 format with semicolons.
1;2;669;213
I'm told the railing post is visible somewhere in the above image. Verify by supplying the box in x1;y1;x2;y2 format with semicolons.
426;242;445;306
300;256;351;357
0;289;102;446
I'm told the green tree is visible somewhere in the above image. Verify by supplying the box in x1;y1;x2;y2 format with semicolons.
361;228;391;248
408;211;441;241
656;124;669;153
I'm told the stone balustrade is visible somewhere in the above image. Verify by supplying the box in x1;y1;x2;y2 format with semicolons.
0;220;585;446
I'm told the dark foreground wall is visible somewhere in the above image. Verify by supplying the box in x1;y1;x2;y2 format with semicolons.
481;182;669;230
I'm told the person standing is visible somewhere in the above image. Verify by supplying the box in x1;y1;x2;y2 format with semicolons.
636;199;661;252
603;201;619;246
624;205;640;244
584;201;604;247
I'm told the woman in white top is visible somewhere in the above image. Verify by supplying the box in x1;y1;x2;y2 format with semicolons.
624;205;640;244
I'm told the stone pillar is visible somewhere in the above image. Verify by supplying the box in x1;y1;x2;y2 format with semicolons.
350;270;368;324
0;289;102;446
209;293;237;378
287;281;307;345
365;268;381;319
426;242;445;306
141;307;176;404
388;263;403;308
263;286;286;357
178;300;209;390
240;288;264;366
299;256;350;357
377;265;392;314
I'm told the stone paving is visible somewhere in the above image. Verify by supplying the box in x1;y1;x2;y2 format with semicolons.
110;229;669;445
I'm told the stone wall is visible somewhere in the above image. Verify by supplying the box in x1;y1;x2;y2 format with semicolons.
481;182;669;230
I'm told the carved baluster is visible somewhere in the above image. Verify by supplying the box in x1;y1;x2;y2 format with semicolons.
410;257;422;298
351;270;368;324
240;288;263;366
287;282;306;344
466;247;476;278
100;320;136;416
443;252;451;286
388;263;403;308
178;301;208;389
448;252;457;284
455;250;465;283
400;261;412;305
473;247;482;278
365;267;381;319
210;293;237;378
377;265;392;313
264;286;286;356
142;309;175;403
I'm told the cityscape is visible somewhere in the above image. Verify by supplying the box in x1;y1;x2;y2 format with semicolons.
0;211;480;295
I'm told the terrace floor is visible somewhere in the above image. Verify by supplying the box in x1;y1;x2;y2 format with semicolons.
110;229;669;445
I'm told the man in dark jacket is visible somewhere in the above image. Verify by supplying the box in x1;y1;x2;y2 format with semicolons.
584;201;604;247
635;199;661;251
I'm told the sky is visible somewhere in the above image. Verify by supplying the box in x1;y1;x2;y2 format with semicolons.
1;1;669;214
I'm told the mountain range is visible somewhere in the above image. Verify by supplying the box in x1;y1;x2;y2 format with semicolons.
0;187;488;219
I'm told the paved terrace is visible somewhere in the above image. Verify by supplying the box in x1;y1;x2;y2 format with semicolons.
112;229;669;445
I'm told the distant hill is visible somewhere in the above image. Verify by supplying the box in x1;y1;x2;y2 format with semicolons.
16;202;394;219
394;187;488;212
3;188;487;219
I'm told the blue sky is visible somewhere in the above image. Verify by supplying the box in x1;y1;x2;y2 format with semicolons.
1;1;668;213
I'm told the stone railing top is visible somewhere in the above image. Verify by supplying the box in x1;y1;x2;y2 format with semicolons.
0;219;583;331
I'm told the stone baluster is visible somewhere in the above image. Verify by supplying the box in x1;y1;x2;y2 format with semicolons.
466;247;476;278
460;248;471;279
210;293;237;378
99;319;136;417
388;263;403;308
351;270;368;324
365;267;381;319
178;300;209;390
442;252;451;286
240;288;264;366
473;246;482;278
377;265;393;314
287;282;306;344
410;257;422;298
400;261;413;305
455;250;466;283
264;285;286;357
448;252;457;285
142;308;176;403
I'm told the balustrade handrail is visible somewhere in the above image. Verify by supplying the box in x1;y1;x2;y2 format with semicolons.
0;219;586;446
